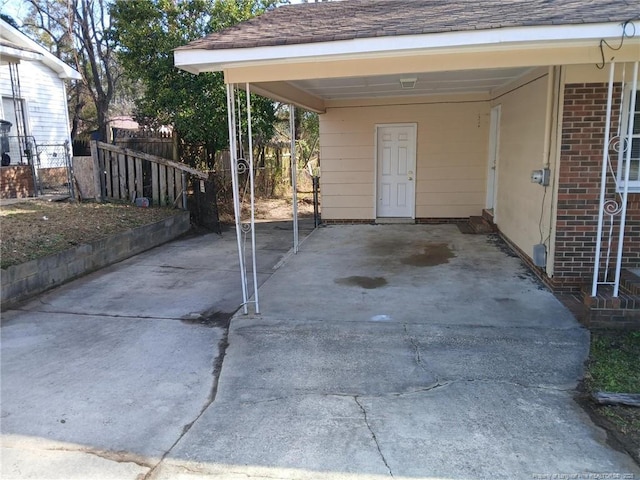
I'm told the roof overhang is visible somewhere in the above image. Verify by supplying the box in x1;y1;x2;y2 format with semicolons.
0;42;43;63
176;22;639;75
174;21;640;112
0;19;82;80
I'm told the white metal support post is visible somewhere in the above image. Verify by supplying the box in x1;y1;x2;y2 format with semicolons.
614;61;638;297
592;62;615;297
290;104;299;253
226;83;249;314
245;83;260;314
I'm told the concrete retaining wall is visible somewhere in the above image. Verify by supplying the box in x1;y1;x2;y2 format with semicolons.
1;211;190;308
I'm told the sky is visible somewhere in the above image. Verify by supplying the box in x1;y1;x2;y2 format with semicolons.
0;0;28;23
0;0;318;25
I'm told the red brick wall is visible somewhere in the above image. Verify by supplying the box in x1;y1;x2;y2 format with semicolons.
554;83;640;291
0;166;36;199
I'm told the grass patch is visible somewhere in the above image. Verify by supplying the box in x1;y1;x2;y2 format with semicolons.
1;200;179;269
583;329;640;463
585;330;640;393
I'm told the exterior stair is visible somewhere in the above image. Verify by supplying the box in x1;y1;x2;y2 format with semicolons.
458;213;497;234
580;269;640;328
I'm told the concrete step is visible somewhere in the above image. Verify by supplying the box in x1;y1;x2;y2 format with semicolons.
482;208;495;224
580;283;640;328
469;215;497;234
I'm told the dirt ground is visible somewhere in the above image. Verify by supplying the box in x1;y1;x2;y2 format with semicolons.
1;197;316;269
580;329;640;466
218;195;315;224
0;199;179;269
578;396;640;466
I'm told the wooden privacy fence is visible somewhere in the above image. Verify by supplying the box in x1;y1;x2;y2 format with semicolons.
91;141;208;208
112;128;177;161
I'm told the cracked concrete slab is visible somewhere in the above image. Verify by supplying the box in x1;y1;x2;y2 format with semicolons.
3;223;639;480
151;225;639;480
254;225;577;329
207;319;587;400
357;381;640;478
1;221;312;480
159;393;391;478
15;223;313;319
14;264;273;318
1;312;222;460
1;445;149;480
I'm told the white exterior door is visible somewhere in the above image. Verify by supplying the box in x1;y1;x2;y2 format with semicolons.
376;124;416;218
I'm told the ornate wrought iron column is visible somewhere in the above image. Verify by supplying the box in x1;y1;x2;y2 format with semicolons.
592;61;639;297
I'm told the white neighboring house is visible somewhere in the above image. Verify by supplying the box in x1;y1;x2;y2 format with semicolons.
0;18;81;167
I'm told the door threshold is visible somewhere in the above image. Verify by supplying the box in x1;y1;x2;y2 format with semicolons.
375;218;415;224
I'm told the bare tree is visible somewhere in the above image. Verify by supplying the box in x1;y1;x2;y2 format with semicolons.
23;0;119;140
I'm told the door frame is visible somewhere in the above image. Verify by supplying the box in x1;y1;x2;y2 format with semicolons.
486;105;501;221
374;122;417;219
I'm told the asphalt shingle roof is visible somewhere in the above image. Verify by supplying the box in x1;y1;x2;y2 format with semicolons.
178;0;639;51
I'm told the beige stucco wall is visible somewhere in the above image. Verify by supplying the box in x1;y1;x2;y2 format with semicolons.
319;95;490;220
490;63;638;276
491;69;555;268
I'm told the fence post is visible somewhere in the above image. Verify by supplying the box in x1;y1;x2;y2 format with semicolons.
65;140;76;201
181;171;187;210
90;140;104;202
313;175;320;227
172;132;179;162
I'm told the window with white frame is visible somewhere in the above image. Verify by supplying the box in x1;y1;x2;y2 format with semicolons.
617;83;640;193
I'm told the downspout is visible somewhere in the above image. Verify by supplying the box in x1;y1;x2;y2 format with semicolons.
546;65;565;277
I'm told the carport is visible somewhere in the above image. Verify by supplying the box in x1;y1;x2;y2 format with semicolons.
174;1;640;312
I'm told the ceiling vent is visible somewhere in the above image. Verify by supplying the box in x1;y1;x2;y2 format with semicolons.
399;77;417;89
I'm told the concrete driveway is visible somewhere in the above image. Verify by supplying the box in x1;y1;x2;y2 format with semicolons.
2;223;638;479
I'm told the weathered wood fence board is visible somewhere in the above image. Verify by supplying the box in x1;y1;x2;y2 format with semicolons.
112;128;176;161
592;392;640;407
92;141;207;209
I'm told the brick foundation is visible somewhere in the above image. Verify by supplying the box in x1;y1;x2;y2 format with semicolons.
322;217;471;225
553;82;640;292
1;166;36;199
415;217;469;224
322;219;376;225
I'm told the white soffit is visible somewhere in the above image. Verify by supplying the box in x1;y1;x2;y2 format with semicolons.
289;67;533;100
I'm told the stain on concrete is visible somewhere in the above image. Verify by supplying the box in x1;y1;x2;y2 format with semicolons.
494;297;516;303
335;276;388;289
486;234;518;258
181;310;235;328
401;243;455;267
368;240;405;256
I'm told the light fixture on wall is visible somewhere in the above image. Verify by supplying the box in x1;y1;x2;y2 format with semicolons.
399;77;417;89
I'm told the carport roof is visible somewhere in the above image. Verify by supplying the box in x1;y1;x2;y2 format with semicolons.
174;0;640;112
177;0;639;51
